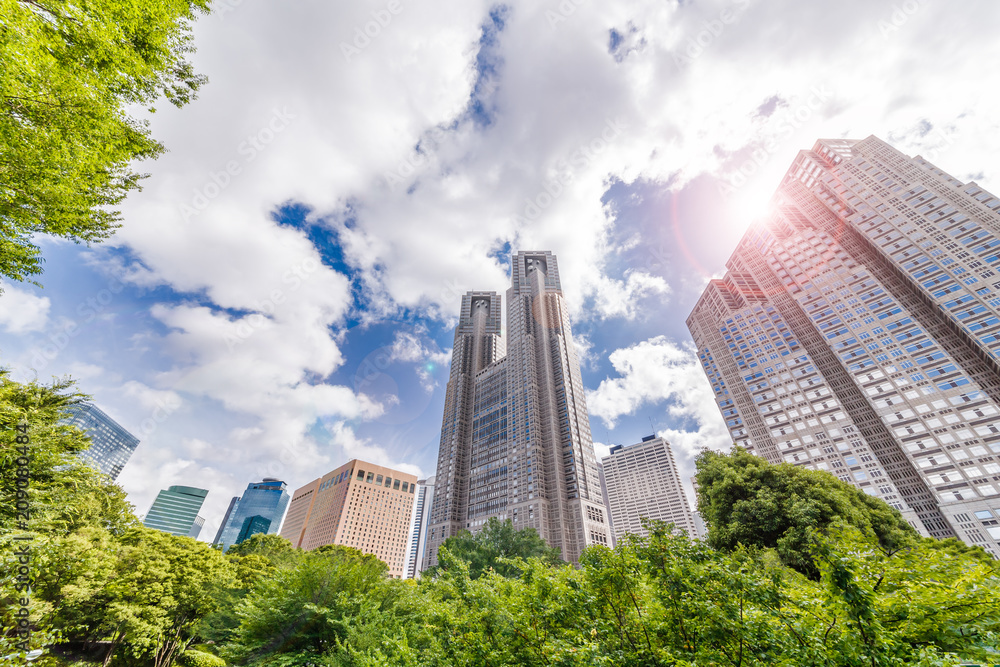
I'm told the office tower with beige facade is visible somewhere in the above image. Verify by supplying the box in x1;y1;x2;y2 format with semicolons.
602;435;698;541
279;460;417;577
423;251;611;569
688;136;1000;556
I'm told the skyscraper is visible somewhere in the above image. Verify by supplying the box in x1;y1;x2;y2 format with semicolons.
405;476;435;578
602;436;698;541
279;460;417;578
689;136;1000;556
63;403;140;480
188;515;206;539
214;478;290;552
424;251;611;568
213;496;240;544
235;515;272;545
143;486;208;537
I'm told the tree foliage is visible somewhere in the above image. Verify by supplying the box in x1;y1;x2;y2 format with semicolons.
0;0;211;285
427;517;563;579
695;446;929;577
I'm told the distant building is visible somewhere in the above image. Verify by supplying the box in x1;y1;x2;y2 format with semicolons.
63;403;140;480
597;464;616;547
188;515;206;539
215;479;290;552
280;460;417;578
601;436;698;541
213;496;240;545
235;515;272;545
424;252;611;569
143;486;208;537
405;476;435;578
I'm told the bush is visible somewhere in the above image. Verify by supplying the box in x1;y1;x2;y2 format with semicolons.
178;649;226;667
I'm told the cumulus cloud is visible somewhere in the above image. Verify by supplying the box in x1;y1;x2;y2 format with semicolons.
0;284;51;334
587;336;731;456
21;0;1000;535
388;330;452;392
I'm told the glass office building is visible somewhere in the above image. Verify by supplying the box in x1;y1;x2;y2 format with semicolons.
215;478;290;552
143;486;209;537
63;403;140;480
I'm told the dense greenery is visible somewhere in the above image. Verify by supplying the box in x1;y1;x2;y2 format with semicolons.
4;375;1000;666
0;0;210;286
427;516;563;579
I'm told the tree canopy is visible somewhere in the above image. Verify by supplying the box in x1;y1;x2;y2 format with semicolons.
0;0;211;286
694;446;935;577
5;375;999;666
427;517;563;579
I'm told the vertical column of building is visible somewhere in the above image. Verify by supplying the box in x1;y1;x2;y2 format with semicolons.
506;252;610;563
423;292;502;569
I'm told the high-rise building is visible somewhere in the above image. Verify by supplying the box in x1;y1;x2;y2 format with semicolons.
213;496;240;544
601;436;698;541
597;464;616;547
424;251;611;569
143;486;208;537
235;515;272;545
188;515;206;539
405;476;435;578
215;478;290;552
63;403;140;480
279;460;417;578
688;135;1000;556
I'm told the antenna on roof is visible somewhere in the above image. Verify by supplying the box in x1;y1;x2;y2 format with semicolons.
648;416;656;438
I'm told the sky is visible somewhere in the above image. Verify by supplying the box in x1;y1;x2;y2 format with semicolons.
2;0;1000;542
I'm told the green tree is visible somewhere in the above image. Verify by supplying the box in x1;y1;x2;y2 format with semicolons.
32;526;233;667
427;517;563;579
0;0;211;285
695;447;924;577
0;371;139;535
224;546;422;666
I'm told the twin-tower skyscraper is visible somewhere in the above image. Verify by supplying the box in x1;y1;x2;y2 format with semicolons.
422;251;611;568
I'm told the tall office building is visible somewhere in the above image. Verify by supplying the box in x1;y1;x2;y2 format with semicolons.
215;478;291;552
279;460;417;578
235;515;272;544
143;486;208;537
405;476;435;578
688;136;1000;556
424;251;611;569
63;403;140;480
188;515;206;539
602;436;698;541
213;496;240;544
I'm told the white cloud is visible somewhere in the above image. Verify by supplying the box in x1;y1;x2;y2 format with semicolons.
0;284;51;333
587;336;730;455
35;0;1000;534
388;330;452;392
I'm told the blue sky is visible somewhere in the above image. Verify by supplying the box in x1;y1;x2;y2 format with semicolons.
2;0;999;540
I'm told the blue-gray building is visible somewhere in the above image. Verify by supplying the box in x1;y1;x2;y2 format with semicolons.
143;486;209;537
235;515;272;545
215;478;290;552
63;403;140;480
